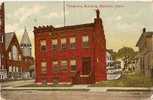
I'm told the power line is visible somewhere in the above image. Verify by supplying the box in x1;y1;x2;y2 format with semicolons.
63;0;66;26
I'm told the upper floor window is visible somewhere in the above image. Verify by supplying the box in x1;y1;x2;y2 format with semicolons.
60;60;68;71
19;55;21;61
9;51;12;60
70;59;77;71
52;39;58;50
41;62;47;74
61;38;67;49
82;35;89;48
12;45;18;60
40;40;47;51
70;37;76;49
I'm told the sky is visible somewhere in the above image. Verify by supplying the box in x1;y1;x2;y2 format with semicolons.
4;1;153;56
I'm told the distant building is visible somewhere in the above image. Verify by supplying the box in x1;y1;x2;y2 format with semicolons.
20;28;34;79
136;28;153;78
106;50;121;80
34;10;107;84
5;32;23;79
0;2;34;81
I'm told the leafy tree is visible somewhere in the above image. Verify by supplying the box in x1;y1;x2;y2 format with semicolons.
116;47;137;71
116;47;136;59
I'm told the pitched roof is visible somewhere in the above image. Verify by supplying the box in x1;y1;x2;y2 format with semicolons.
136;31;153;46
5;32;15;49
20;28;31;45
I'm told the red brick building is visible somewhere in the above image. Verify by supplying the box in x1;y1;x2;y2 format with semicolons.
34;10;106;84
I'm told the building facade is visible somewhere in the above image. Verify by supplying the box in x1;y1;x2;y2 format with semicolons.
20;28;34;79
0;3;7;80
5;32;24;79
136;28;153;78
0;2;34;81
34;10;106;84
106;50;121;80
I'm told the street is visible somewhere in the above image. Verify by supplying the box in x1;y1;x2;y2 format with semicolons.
1;90;153;100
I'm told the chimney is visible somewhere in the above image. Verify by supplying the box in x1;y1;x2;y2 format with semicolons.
96;9;100;18
143;27;146;33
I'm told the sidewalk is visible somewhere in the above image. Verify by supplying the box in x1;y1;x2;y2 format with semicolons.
2;86;153;92
1;80;34;87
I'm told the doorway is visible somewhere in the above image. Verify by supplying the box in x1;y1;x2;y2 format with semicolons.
82;57;91;75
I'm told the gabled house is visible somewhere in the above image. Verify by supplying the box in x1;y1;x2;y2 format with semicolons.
5;32;23;79
20;28;34;78
136;28;153;78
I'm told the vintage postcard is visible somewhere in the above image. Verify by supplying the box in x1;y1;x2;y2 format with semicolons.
0;0;153;100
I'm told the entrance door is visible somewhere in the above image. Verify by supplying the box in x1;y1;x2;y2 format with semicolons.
82;57;91;75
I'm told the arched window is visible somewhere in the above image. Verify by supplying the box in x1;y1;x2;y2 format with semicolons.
12;45;18;60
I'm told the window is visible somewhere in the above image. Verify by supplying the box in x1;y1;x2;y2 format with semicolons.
52;60;60;72
40;40;47;51
70;37;76;49
9;66;12;72
12;45;18;60
19;55;21;61
9;52;11;60
70;59;77;71
13;66;16;72
60;60;68;71
52;39;58;50
16;67;19;72
61;38;67;49
82;35;89;48
41;62;47;74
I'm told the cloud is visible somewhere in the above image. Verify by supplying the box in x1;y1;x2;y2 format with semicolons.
14;4;45;23
116;15;122;21
45;11;69;19
6;23;19;32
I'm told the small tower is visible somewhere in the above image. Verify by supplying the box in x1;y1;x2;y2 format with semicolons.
20;27;32;57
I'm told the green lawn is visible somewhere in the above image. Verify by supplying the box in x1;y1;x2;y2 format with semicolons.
91;73;153;87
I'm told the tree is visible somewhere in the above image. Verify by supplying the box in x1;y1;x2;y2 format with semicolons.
116;47;136;59
116;47;137;72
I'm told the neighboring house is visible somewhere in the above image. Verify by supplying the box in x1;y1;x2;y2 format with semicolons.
116;58;124;70
0;2;34;81
136;28;153;78
106;50;121;80
20;28;34;79
0;3;7;80
5;32;23;79
34;9;107;85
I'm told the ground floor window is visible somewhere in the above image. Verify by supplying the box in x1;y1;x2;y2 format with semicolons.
70;59;77;71
52;60;60;73
60;60;68;71
41;62;47;74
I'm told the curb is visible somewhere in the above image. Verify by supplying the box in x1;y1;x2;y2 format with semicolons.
1;87;153;92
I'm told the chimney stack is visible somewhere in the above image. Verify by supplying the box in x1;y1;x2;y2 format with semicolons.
143;27;146;33
96;9;100;18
